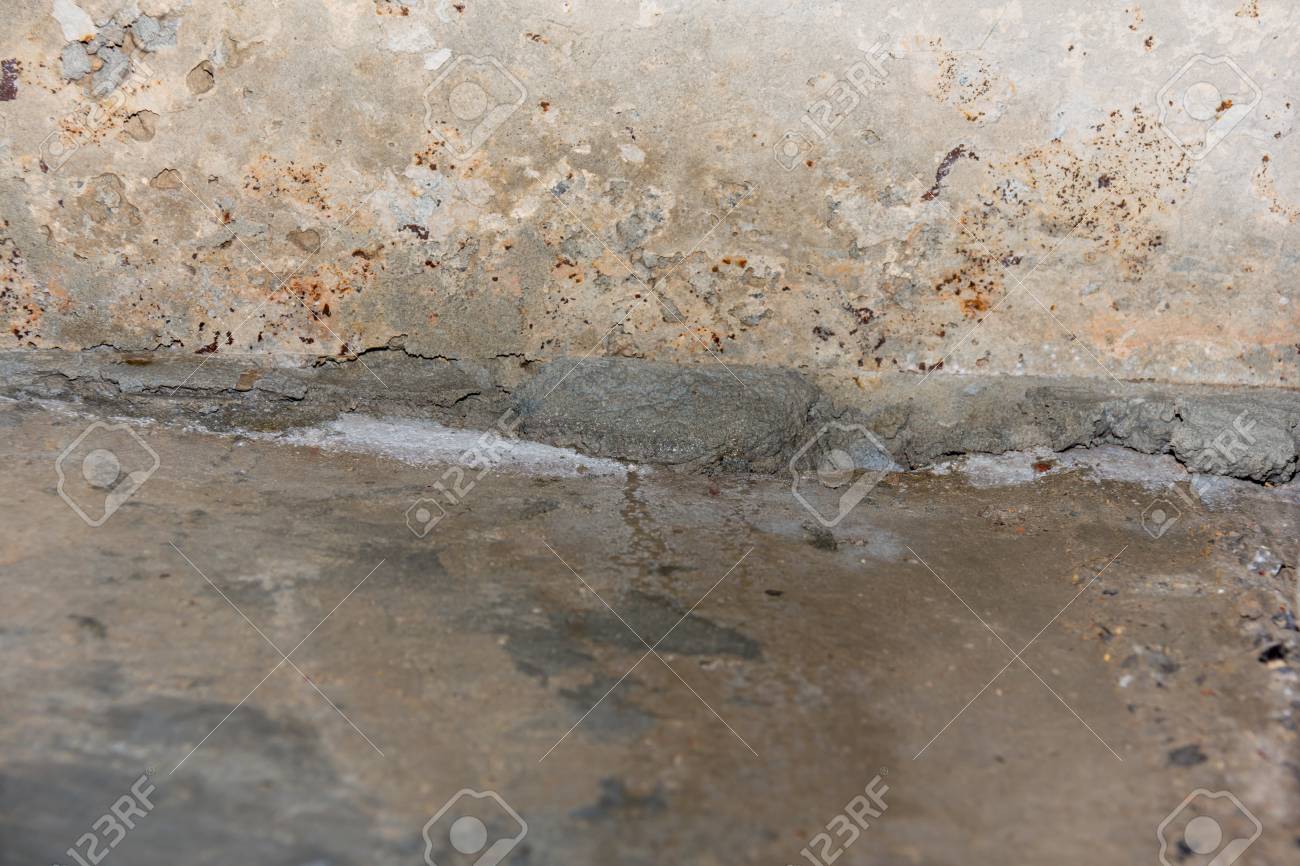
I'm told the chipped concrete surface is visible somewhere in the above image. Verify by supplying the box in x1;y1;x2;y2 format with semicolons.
0;1;1297;392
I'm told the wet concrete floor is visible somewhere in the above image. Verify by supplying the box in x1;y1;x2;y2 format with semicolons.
1;399;1297;865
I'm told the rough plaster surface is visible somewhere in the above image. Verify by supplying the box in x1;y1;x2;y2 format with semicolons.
514;357;821;472
1;0;1297;394
6;349;1298;480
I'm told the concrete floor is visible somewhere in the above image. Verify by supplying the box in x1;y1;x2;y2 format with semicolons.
1;398;1297;865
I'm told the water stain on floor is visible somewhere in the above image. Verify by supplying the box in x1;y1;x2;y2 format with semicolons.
1;402;1296;865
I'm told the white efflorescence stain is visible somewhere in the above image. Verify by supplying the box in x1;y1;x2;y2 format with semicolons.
261;415;633;478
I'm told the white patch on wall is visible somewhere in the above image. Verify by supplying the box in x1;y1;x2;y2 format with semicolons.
52;0;97;42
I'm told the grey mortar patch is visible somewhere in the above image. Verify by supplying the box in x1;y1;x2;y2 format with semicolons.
90;46;131;97
0;348;509;433
3;350;1297;483
86;23;126;55
60;43;92;80
512;357;821;472
817;374;1299;484
130;15;179;52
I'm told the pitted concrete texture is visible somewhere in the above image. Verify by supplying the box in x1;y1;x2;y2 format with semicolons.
1;400;1297;864
2;1;1299;390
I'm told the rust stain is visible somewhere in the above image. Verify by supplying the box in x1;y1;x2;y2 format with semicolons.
921;145;976;201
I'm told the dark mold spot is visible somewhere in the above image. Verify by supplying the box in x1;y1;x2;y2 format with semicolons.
0;59;19;101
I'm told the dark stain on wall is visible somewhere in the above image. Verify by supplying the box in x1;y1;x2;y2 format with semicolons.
0;59;20;101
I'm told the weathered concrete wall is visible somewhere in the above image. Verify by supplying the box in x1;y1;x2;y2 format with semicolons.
1;0;1297;396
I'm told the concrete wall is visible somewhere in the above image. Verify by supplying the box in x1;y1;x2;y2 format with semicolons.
1;0;1297;397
